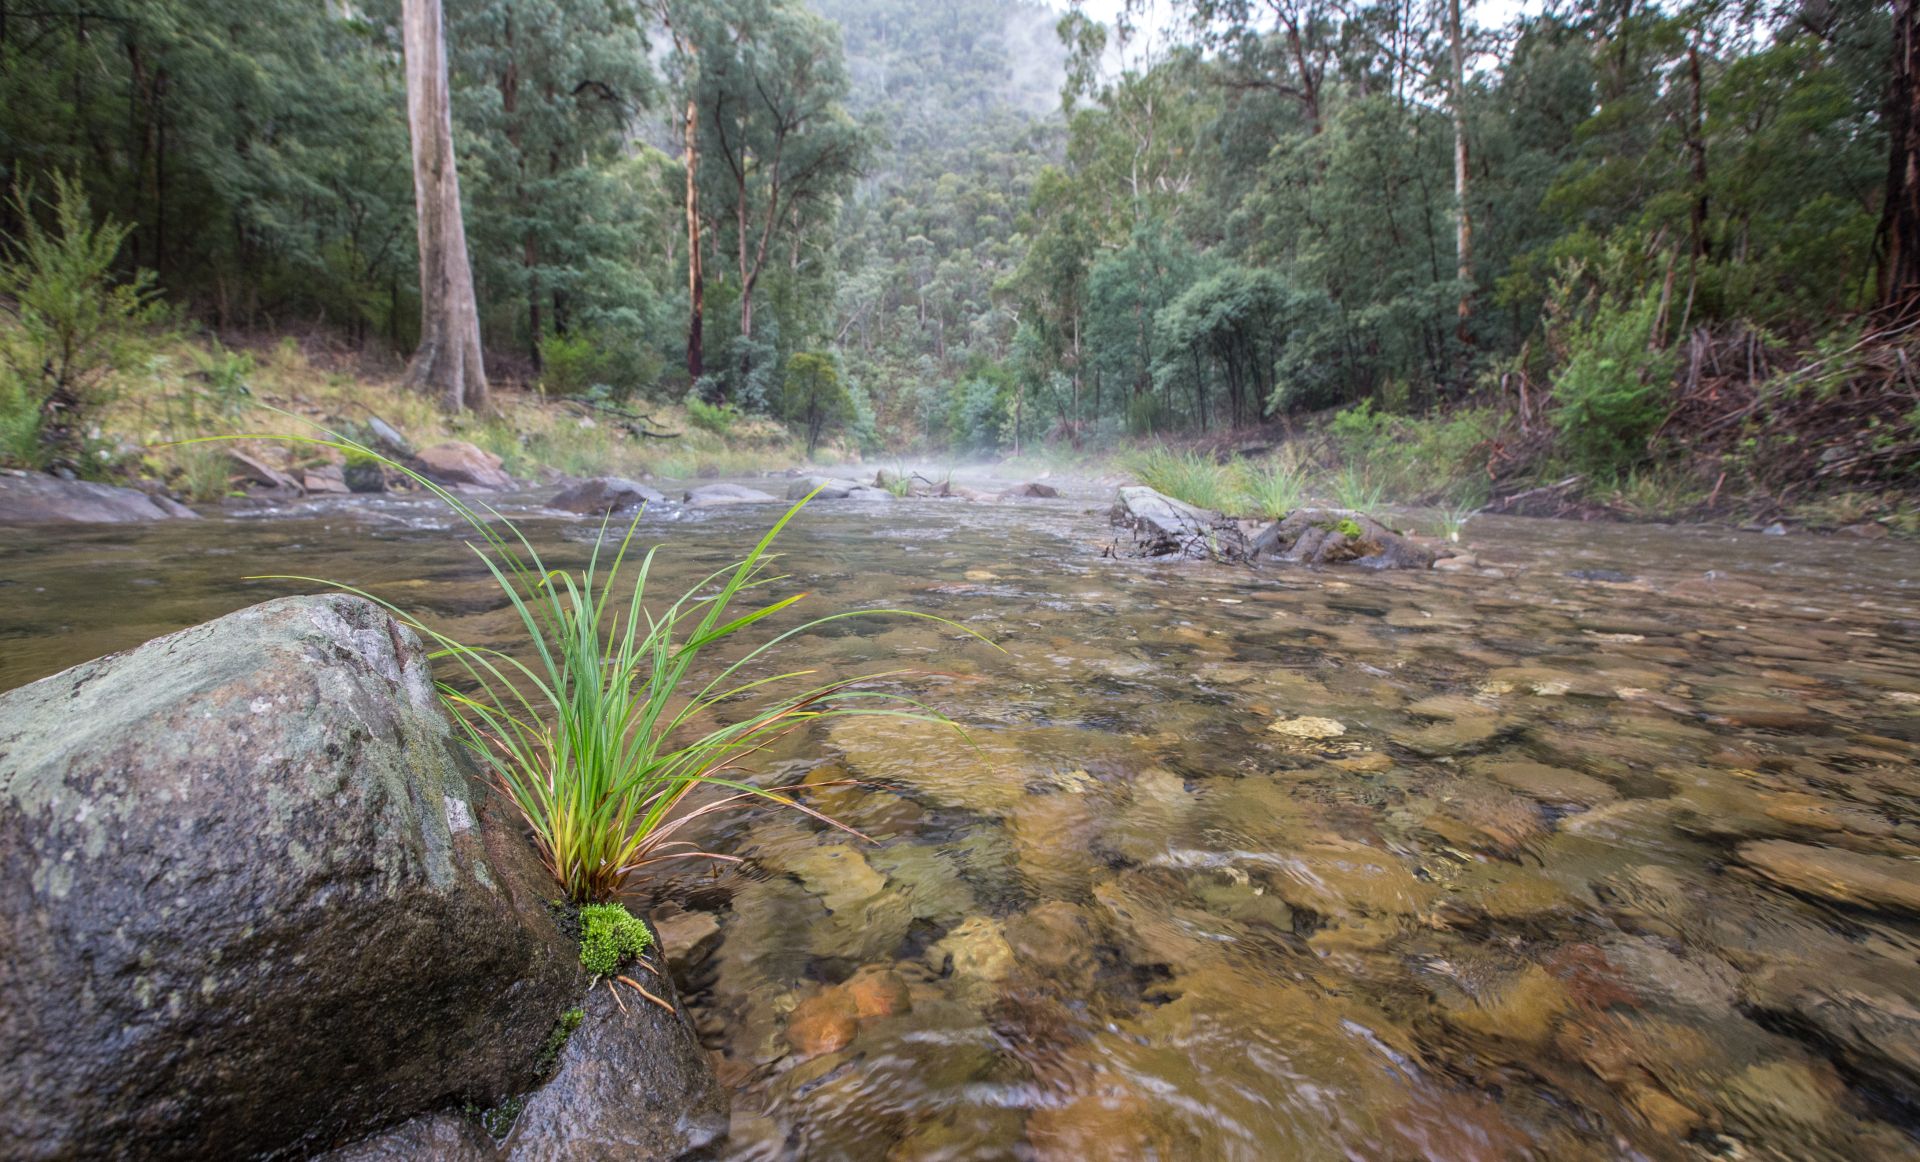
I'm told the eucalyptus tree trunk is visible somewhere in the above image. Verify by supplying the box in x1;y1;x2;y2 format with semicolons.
1881;0;1920;317
683;92;705;379
1447;0;1474;342
401;0;487;411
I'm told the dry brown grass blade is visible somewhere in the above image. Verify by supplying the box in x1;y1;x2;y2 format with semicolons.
618;975;675;1014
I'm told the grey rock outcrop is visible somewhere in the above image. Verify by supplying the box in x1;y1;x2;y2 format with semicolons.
0;470;197;523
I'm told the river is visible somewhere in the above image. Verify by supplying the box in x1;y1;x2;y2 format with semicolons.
4;478;1919;1160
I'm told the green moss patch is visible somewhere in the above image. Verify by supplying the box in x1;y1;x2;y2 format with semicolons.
578;903;652;977
535;1007;585;1076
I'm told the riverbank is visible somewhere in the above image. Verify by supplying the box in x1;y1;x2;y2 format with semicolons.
997;408;1920;540
3;331;820;503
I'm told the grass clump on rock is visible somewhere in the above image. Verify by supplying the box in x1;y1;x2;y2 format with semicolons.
577;905;651;978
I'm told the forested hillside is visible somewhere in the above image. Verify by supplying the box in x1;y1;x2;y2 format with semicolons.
1;0;1915;521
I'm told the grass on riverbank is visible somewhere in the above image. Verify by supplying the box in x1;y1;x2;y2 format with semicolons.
7;330;812;499
1094;400;1920;538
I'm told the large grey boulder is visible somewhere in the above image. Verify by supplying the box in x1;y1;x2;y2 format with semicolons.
1109;485;1244;559
0;470;197;523
550;476;666;516
0;594;722;1159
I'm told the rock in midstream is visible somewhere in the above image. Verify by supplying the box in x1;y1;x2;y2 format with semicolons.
1107;487;1442;568
1109;485;1246;560
549;475;667;515
0;594;724;1160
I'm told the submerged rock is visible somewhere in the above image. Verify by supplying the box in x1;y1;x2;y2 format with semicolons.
549;476;666;515
0;594;721;1159
0;469;197;523
1743;960;1920;1097
416;440;514;489
1008;481;1059;498
1735;840;1920;914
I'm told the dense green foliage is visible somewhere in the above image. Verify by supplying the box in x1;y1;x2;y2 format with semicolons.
2;0;1911;492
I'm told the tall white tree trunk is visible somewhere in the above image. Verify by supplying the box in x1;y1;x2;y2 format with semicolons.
1448;0;1474;341
402;0;487;411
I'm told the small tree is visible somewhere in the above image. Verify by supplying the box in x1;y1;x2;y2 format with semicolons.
0;176;162;472
781;351;851;457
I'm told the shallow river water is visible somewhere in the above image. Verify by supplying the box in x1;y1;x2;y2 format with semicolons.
5;478;1920;1161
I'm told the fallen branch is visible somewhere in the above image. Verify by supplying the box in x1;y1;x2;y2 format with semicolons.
1492;475;1584;510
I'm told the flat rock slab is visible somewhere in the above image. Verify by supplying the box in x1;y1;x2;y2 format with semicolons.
1474;759;1619;808
550;477;666;515
0;471;196;523
1736;840;1920;914
787;475;863;500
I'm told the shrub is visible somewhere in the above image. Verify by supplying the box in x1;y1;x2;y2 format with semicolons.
780;351;852;456
191;343;255;418
577;903;652;976
0;175;163;470
1549;284;1679;475
537;331;601;398
685;392;739;436
539;326;663;402
0;369;41;468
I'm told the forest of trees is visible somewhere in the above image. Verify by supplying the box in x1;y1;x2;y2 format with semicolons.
1;0;1915;499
